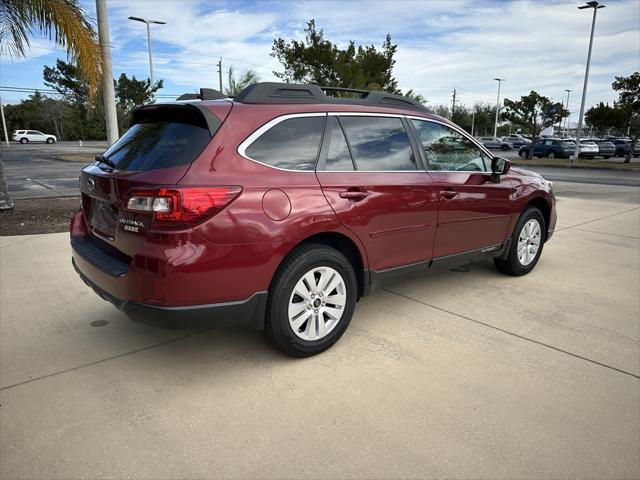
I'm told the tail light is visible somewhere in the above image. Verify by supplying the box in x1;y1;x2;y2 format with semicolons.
126;186;241;228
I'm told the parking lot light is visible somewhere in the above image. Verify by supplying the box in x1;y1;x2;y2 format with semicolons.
572;1;605;163
493;78;505;138
128;16;166;85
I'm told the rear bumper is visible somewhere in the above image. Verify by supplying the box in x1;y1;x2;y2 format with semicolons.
73;258;267;329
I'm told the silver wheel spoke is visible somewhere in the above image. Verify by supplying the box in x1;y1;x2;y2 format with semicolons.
291;310;312;331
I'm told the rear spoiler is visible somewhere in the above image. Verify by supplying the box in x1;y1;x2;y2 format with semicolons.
176;88;226;101
130;103;222;137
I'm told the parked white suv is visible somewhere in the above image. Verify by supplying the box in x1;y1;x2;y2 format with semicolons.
11;130;57;144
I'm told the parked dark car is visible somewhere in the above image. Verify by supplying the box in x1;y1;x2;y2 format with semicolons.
71;82;556;357
503;136;531;148
590;139;615;158
518;138;575;159
612;139;640;157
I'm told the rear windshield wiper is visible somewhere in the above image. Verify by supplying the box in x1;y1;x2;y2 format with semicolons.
95;154;117;170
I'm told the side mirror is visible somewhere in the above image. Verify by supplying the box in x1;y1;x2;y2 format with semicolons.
490;157;510;182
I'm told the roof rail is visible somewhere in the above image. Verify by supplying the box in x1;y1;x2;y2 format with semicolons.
233;82;428;112
176;88;226;101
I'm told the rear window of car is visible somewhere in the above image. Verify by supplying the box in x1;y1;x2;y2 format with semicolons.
244;116;325;170
339;116;417;171
101;121;211;171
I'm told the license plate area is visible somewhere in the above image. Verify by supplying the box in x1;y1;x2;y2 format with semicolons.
90;198;118;240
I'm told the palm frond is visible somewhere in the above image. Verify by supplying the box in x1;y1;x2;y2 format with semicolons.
0;0;102;103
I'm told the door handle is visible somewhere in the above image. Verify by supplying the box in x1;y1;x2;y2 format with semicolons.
339;189;369;201
439;189;458;200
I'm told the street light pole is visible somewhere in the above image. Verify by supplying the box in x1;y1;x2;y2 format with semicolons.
572;1;604;163
563;89;572;137
493;78;505;138
128;16;166;85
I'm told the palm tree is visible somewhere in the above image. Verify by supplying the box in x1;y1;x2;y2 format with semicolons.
224;66;260;97
0;0;102;210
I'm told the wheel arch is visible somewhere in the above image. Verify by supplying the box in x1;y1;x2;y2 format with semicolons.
273;231;368;300
525;196;551;238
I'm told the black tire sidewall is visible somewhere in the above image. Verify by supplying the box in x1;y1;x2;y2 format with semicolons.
266;245;357;357
498;207;546;276
20;138;28;144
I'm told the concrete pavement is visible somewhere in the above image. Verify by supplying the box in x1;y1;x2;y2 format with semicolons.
1;195;639;479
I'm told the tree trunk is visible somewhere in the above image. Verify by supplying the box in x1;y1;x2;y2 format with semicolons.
624;135;638;163
0;152;14;210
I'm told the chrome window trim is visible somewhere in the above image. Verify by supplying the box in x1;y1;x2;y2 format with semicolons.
406;115;496;172
237;112;327;172
238;111;487;173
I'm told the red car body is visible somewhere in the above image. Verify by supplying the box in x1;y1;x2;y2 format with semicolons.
71;88;556;333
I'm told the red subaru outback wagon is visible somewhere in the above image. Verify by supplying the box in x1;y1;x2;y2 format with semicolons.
71;83;556;357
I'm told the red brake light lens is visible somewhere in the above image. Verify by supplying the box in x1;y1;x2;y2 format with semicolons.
126;186;241;228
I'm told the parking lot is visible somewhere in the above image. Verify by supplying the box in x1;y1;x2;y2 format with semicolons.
1;182;638;479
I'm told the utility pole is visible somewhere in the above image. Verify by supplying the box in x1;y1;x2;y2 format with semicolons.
563;89;572;137
493;78;505;138
96;0;119;145
572;1;605;163
471;111;475;137
217;58;223;92
0;91;8;147
451;88;456;120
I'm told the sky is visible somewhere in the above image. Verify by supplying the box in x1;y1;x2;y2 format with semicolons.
1;0;639;121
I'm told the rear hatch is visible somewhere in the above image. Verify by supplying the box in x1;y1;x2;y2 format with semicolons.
80;102;231;258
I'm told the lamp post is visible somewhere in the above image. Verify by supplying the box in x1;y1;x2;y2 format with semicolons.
563;89;572;137
128;16;166;85
572;1;604;163
493;78;505;138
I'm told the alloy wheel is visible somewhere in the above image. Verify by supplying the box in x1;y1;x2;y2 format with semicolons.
288;266;347;341
517;219;542;266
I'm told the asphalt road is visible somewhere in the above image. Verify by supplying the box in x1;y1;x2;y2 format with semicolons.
1;195;638;479
1;142;639;199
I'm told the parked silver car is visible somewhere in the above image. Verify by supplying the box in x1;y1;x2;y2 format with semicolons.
478;137;512;150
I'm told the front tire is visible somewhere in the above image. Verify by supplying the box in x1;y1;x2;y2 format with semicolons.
263;243;357;357
519;150;528;159
494;207;545;276
46;138;55;144
547;151;555;159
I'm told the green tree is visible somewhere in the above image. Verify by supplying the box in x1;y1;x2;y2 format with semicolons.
271;19;398;93
0;0;102;210
502;91;568;159
224;66;260;97
612;72;640;163
43;59;105;140
585;102;627;136
115;73;163;113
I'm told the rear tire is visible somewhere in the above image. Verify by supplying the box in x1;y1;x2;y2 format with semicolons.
603;155;610;159
494;207;546;276
20;138;28;144
547;151;555;159
501;144;509;151
263;243;357;357
519;150;528;159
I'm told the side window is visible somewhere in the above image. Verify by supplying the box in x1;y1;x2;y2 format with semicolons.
411;119;488;172
27;130;39;135
244;116;324;170
325;117;354;171
339;116;417;171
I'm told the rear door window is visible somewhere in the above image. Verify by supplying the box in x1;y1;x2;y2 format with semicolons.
102;121;211;171
244;116;325;170
339;116;417;171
